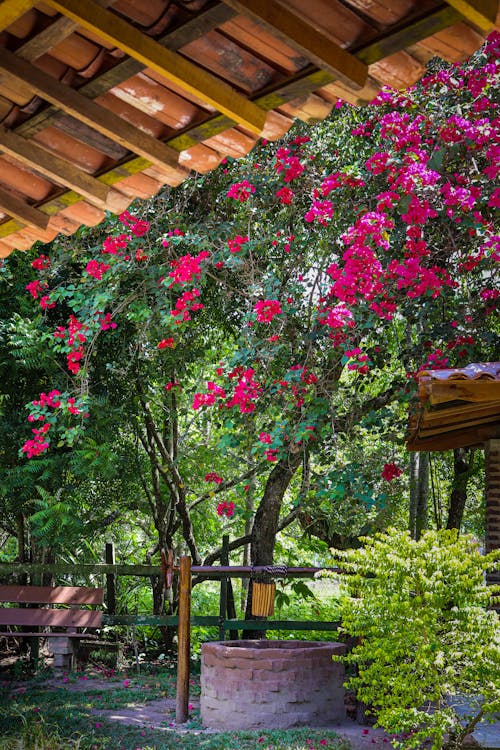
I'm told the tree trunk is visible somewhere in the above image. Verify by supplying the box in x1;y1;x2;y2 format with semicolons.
241;476;255;612
243;451;302;632
409;452;429;540
446;448;473;531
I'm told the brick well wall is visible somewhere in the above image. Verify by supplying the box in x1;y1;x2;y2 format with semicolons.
200;640;346;730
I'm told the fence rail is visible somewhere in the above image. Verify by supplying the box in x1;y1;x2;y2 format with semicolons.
102;614;340;632
1;539;342;724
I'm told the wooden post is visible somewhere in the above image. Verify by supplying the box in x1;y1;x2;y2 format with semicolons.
485;439;500;609
105;543;116;615
176;555;191;724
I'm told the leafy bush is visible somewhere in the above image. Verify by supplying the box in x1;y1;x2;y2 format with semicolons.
330;529;500;750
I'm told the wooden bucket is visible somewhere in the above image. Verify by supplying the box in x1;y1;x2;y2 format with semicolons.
251;582;276;617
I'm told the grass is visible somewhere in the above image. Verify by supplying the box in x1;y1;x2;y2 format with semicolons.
0;660;350;750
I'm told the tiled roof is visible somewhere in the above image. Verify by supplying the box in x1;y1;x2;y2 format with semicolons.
418;362;500;382
407;363;500;451
0;0;497;257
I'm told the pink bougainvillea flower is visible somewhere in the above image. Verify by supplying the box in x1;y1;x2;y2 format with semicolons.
276;186;295;204
26;279;45;299
265;448;278;462
157;338;175;349
205;472;224;484
102;234;128;255
165;381;181;391
192;381;227;410
304;199;334;226
217;501;235;517
119;211;150;237
85;260;111;280
381;463;402;481
39;295;56;310
226;180;256;202
225;369;262;413
97;312;117;331
31;254;51;270
168;251;210;286
227;235;249;254
255;299;282;323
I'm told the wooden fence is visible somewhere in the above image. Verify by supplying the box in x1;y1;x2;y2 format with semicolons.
0;536;342;723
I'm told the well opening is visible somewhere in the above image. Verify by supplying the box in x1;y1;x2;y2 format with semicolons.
200;640;346;730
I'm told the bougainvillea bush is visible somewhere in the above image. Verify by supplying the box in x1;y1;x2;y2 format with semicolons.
8;33;500;568
330;529;500;750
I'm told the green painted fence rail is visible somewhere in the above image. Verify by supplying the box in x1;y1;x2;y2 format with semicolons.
0;563;159;577
102;614;340;632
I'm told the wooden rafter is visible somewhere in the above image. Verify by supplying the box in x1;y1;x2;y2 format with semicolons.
14;3;237;141
16;0;117;63
0;47;187;176
0;0;34;33
443;0;498;32
80;3;237;99
0;185;48;231
42;0;267;134
0;127;110;208
356;5;466;64
221;0;367;90
17;16;79;63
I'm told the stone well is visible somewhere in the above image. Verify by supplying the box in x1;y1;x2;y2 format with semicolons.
200;640;346;730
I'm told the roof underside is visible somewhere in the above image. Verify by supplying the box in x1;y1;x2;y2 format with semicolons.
407;363;500;452
0;0;497;257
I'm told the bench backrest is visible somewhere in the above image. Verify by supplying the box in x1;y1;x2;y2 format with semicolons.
0;584;103;628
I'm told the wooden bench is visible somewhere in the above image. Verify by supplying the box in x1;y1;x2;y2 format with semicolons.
0;584;103;669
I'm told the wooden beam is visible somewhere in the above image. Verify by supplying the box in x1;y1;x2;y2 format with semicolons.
407;425;499;452
80;3;237;99
443;0;498;32
0;127;110;207
0;47;187;176
0;185;49;230
16;0;117;62
356;6;465;64
15;4;237;140
427;380;500;405
43;0;267;134
221;0;367;89
17;16;78;62
422;401;500;425
0;0;34;33
418;411;500;437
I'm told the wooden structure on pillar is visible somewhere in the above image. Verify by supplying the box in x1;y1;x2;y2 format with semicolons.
0;0;497;257
407;362;500;589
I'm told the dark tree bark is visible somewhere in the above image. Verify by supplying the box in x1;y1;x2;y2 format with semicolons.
250;451;303;567
243;451;302;632
446;447;474;531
